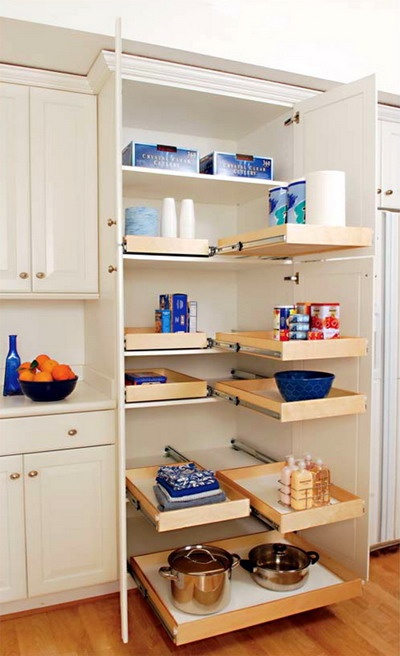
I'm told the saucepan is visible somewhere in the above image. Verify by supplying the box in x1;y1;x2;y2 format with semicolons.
240;542;319;591
159;544;240;615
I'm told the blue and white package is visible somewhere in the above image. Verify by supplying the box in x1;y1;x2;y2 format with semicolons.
268;186;288;226
200;151;273;180
161;310;171;333
287;179;306;224
125;206;159;236
172;293;188;333
122;142;199;173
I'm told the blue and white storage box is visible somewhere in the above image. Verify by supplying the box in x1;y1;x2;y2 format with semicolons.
122;142;199;173
200;151;273;179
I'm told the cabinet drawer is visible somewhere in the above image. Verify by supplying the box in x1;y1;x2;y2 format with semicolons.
130;530;362;646
0;410;115;455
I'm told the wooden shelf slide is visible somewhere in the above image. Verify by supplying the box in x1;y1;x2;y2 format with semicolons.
126;464;250;532
125;328;208;351
215;330;368;361
124;235;209;257
217;224;372;258
130;530;362;645
125;368;207;403
217;462;365;533
214;377;366;422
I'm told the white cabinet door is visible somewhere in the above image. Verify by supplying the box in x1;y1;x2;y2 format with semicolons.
24;445;117;597
380;120;400;210
293;75;376;231
0;83;31;292
0;455;27;602
30;88;98;293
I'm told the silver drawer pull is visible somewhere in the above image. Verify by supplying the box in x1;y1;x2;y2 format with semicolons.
10;472;21;480
28;470;38;477
68;429;78;436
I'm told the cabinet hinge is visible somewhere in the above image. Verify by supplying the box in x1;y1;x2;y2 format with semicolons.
284;271;300;284
284;111;300;126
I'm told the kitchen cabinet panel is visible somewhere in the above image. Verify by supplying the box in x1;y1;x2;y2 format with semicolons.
379;119;400;210
0;455;26;602
0;83;31;292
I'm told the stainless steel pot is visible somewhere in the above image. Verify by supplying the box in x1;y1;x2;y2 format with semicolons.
240;542;319;591
159;544;240;615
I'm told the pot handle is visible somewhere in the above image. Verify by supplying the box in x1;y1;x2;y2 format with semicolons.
231;553;241;569
239;559;254;573
158;566;179;581
307;551;320;565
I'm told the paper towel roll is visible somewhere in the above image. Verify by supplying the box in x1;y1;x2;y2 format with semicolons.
305;170;346;226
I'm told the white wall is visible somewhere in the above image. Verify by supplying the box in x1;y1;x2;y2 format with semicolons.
1;0;399;95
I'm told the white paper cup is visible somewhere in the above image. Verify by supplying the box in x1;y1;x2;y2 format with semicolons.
179;199;196;239
161;198;177;238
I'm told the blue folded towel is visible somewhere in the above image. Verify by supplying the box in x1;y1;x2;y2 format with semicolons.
155;476;220;497
153;485;226;512
156;463;219;496
157;480;222;501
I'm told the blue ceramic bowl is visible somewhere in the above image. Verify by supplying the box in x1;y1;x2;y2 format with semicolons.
20;377;78;402
274;370;335;402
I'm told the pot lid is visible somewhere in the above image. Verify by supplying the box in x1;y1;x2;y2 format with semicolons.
168;545;231;575
249;542;310;571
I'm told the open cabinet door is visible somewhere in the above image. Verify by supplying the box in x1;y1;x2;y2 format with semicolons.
293;75;377;232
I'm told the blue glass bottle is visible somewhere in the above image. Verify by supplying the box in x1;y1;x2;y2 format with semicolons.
3;335;22;396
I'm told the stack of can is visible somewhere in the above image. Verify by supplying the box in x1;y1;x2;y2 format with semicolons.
273;302;340;341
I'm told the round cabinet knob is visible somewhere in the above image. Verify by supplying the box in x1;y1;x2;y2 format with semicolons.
385;189;393;195
10;472;21;480
68;429;77;436
107;219;116;227
36;272;45;279
19;272;29;279
108;265;117;273
28;470;38;478
377;188;382;194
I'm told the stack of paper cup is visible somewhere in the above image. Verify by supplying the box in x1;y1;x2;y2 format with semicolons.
161;198;178;237
305;171;346;226
179;199;196;238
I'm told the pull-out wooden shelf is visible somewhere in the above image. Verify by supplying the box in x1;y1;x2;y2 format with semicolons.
213;378;366;422
217;224;372;258
125;328;208;351
217;462;364;533
124;235;209;257
126;464;250;532
215;330;368;361
125;368;207;403
130;530;362;645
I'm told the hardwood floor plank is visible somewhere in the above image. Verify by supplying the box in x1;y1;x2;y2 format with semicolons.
0;621;20;656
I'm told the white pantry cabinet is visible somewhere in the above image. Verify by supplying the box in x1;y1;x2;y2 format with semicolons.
100;46;376;645
0;83;98;295
0;444;117;603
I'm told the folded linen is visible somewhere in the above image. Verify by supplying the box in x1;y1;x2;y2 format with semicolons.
154;484;226;512
156;463;219;495
155;476;219;497
157;480;223;502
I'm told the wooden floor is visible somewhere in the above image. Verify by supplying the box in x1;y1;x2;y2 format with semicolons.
1;548;399;656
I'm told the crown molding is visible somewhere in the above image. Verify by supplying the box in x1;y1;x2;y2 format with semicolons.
98;50;318;107
87;50;113;94
378;104;400;122
0;63;93;94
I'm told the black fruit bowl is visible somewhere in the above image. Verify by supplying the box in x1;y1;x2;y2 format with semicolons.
20;377;78;402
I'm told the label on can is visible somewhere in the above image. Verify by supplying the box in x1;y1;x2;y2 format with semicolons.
310;303;340;339
268;186;288;226
273;306;295;330
287;179;306;224
295;302;311;316
273;329;290;341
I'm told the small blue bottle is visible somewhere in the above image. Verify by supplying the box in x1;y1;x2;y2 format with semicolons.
3;335;23;396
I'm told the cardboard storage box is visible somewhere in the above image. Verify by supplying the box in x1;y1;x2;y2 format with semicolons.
125;368;207;402
122;142;199;173
200;151;273;179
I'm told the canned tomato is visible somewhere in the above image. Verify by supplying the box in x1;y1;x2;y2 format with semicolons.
273;329;290;341
310;303;340;339
295;302;311;316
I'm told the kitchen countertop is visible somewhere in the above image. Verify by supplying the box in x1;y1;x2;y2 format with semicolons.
0;380;116;419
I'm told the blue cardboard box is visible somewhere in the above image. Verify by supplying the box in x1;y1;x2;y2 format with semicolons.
122;142;199;173
200;151;273;180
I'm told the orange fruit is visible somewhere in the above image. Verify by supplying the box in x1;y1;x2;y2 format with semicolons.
19;369;35;382
41;358;59;374
34;371;53;382
52;364;76;381
18;361;34;371
35;354;50;371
